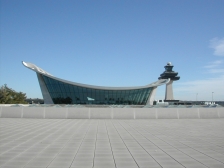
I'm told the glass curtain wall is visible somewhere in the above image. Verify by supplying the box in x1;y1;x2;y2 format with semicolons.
42;75;152;105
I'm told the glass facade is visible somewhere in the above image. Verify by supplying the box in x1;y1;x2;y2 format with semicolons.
42;75;152;105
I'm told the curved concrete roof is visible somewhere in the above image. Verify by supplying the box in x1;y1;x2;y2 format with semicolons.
22;61;170;90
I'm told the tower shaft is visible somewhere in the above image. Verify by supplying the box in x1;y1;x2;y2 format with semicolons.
165;80;174;100
158;62;180;100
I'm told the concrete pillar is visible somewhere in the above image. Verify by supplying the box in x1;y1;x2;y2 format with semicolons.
165;80;174;100
36;73;54;104
146;87;157;105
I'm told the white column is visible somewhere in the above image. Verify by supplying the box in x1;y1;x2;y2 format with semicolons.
36;73;54;104
165;80;174;100
146;87;157;105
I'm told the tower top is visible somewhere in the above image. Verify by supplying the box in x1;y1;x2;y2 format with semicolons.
167;62;172;65
158;62;180;81
165;62;174;72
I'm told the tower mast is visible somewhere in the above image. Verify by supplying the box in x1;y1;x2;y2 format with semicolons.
158;62;180;100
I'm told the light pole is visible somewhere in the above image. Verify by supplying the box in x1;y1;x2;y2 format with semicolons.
212;92;214;102
196;93;198;101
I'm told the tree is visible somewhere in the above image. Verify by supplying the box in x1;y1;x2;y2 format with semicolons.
0;84;27;104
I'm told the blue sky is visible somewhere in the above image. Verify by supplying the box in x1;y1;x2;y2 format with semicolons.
1;0;224;101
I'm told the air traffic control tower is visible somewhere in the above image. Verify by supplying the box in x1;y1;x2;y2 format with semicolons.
159;62;180;100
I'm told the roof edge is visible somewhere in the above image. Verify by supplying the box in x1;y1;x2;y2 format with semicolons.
22;61;169;90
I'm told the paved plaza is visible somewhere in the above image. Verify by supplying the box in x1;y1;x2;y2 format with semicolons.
0;119;224;168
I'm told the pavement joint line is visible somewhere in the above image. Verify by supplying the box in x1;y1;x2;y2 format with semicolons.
92;120;99;168
160;127;224;164
164;120;224;152
148;120;224;151
23;119;75;168
149;128;211;167
45;119;84;168
134;121;222;168
1;119;224;168
0;119;62;154
117;120;167;168
112;120;140;168
0;120;33;144
0;119;66;167
68;120;94;168
124;121;208;168
105;120;117;168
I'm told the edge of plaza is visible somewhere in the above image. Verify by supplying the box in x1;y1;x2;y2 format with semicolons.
0;105;223;119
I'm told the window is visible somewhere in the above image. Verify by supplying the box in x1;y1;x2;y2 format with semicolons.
41;75;153;105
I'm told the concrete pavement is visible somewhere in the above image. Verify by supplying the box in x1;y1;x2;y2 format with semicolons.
0;119;224;168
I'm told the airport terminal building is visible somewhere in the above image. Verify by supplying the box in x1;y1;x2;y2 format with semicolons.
22;62;170;105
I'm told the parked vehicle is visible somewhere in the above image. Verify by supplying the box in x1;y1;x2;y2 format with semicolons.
154;100;169;105
204;102;218;105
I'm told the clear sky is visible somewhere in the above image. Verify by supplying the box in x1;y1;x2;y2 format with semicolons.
1;0;224;101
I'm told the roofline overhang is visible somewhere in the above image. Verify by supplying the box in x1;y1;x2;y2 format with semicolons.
22;61;170;90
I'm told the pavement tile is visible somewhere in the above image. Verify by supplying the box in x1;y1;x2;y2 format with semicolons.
95;153;113;157
94;166;115;168
180;161;208;167
116;165;138;168
70;161;93;167
1;119;224;168
139;166;162;168
47;161;73;167
73;158;93;162
94;158;114;162
94;161;115;166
